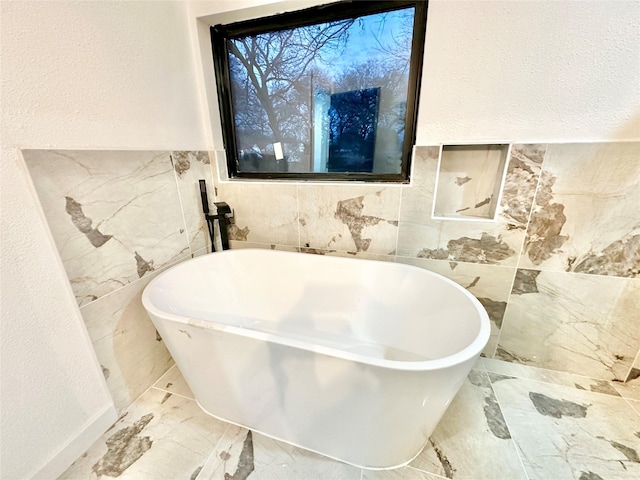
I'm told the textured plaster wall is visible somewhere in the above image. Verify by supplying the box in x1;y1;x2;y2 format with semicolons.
192;0;640;147
418;0;640;143
0;1;207;478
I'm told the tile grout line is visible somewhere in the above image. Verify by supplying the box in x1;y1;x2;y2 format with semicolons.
491;144;549;360
296;184;302;250
514;143;548;272
484;358;640;403
486;374;531;480
195;422;234;480
169;151;198;257
392;173;405;263
620;345;640;383
149;386;196;403
405;464;449;478
78;249;193;311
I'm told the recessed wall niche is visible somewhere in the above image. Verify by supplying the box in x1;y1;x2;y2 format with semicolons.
432;143;510;221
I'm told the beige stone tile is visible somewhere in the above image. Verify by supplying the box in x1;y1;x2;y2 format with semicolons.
298;184;401;255
80;268;179;412
482;358;622;397
410;370;527;479
60;388;227;480
519;141;640;277
397;146;442;257
491;375;640;480
398;144;544;268
216;182;299;247
152;364;194;401
23;149;190;305
613;354;640;401
498;270;640;381
301;246;395;262
171;151;216;255
362;467;446;479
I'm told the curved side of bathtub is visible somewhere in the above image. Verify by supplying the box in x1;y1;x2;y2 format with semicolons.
142;250;490;469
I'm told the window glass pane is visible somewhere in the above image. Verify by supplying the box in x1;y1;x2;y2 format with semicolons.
226;6;415;176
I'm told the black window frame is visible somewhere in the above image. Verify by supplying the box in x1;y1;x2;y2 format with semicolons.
210;0;428;183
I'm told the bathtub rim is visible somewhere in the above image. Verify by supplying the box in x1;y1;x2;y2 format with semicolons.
142;249;491;372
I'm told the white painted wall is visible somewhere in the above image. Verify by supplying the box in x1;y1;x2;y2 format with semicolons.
191;0;640;149
0;1;207;478
1;0;638;477
419;0;640;143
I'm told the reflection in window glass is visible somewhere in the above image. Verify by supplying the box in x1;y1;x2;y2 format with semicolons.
217;3;420;179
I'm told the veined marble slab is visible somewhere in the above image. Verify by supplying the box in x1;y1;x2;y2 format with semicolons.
24;149;191;305
491;375;640;480
171;151;216;255
396;257;516;357
215;182;299;247
410;370;527;479
300;246;396;262
362;468;446;480
519;142;640;278
481;358;623;398
152;364;195;401
81;272;175;412
398;144;545;267
497;270;640;381
59;388;228;480
297;184;401;255
397;146;442;257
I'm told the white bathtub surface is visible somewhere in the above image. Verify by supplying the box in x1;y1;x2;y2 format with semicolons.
144;249;490;370
142;249;490;468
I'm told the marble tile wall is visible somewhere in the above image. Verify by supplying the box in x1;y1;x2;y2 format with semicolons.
213;141;640;381
24;149;216;412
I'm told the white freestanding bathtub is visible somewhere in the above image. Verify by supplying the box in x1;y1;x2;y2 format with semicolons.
142;249;490;469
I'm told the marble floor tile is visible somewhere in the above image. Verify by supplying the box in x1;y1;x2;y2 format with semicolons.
627;400;640;416
410;370;527;479
152;364;194;400
481;358;623;397
491;375;640;480
196;425;361;480
59;388;228;480
613;371;640;402
64;361;640;479
362;467;446;479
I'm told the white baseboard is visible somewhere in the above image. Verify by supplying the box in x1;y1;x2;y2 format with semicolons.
29;404;118;479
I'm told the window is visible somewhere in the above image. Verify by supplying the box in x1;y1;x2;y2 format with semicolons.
211;0;428;182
